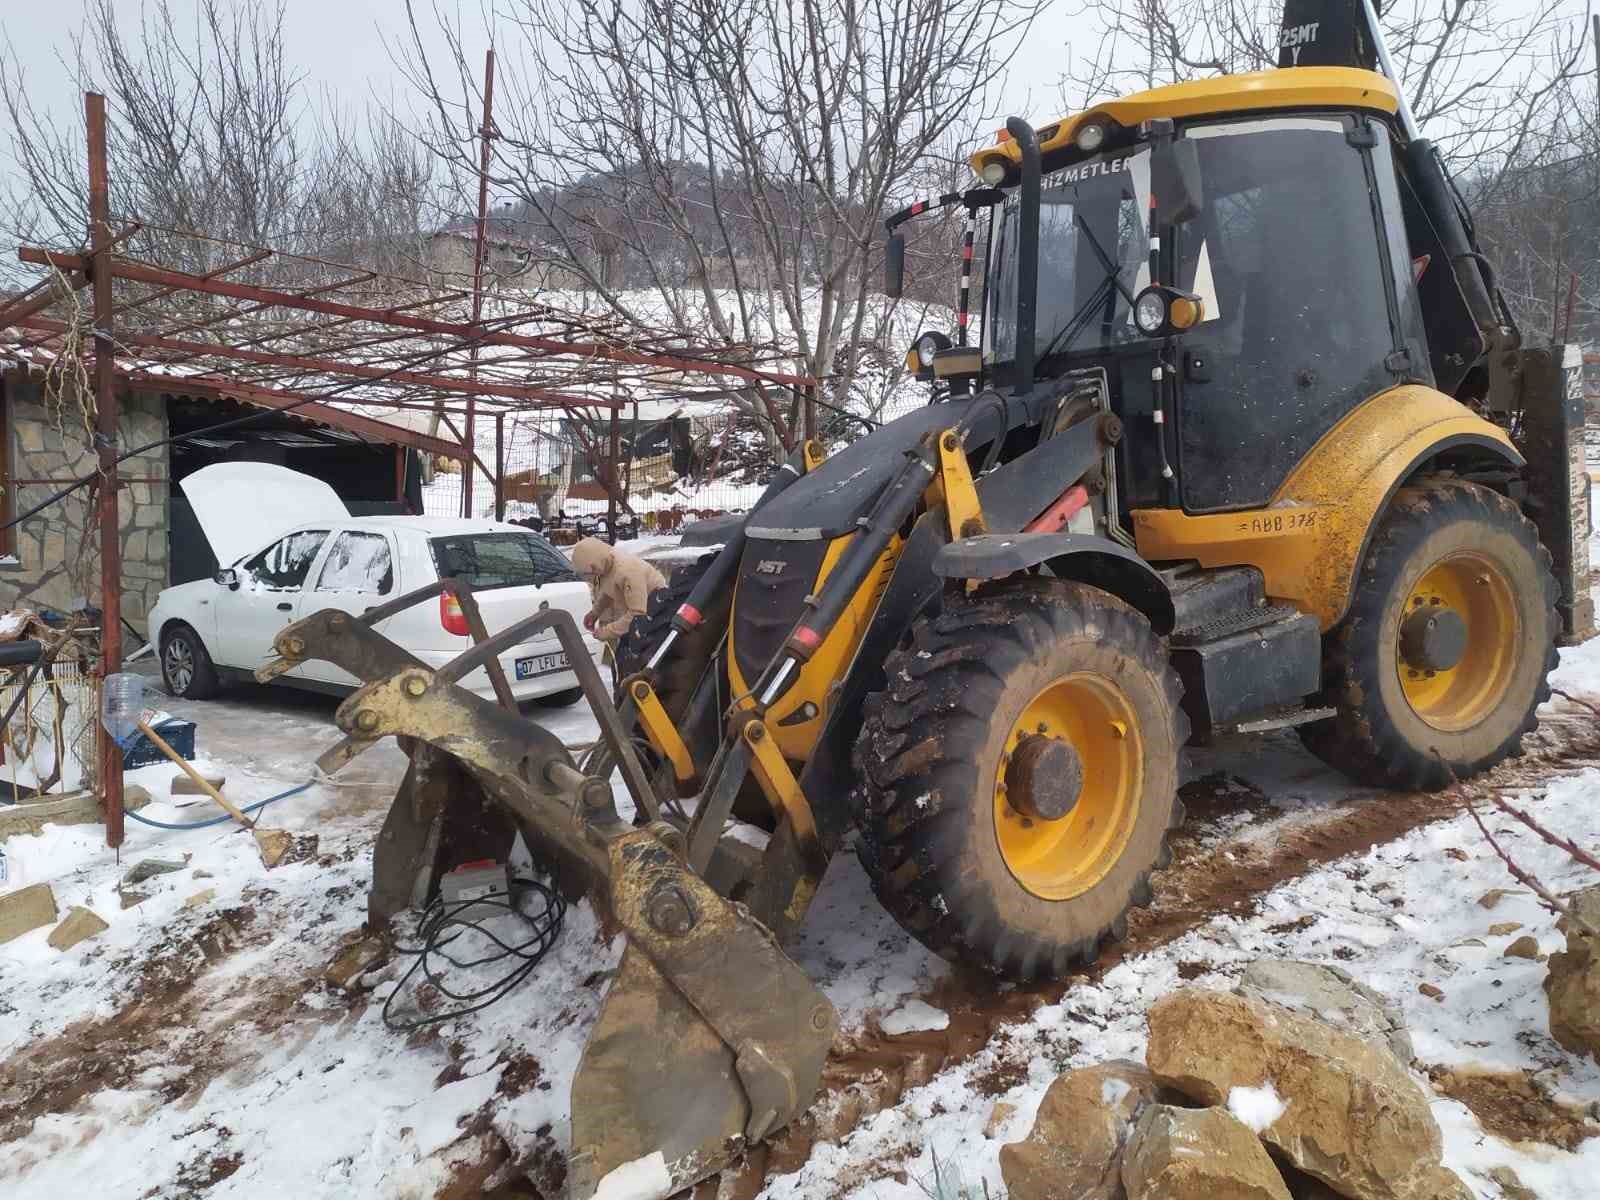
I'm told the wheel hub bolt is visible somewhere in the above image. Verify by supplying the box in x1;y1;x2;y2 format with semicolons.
1005;733;1083;822
1400;606;1467;673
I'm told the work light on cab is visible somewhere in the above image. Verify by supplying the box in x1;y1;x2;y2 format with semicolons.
1075;120;1109;152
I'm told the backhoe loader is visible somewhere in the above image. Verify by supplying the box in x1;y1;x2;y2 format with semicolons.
262;1;1593;1195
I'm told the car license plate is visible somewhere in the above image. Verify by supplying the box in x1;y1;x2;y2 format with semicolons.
515;651;570;680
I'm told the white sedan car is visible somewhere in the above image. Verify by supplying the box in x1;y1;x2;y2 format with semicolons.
147;462;602;704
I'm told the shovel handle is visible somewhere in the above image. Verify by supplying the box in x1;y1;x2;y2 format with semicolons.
137;720;254;830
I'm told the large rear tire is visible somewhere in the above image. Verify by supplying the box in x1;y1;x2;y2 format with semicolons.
854;579;1186;982
1298;480;1559;790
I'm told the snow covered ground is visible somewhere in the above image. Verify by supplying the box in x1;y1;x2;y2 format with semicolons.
3;497;1599;1198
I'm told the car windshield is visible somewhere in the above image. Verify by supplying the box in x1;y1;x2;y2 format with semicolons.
427;532;577;590
986;147;1155;364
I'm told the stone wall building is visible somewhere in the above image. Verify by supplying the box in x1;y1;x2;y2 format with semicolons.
0;366;170;636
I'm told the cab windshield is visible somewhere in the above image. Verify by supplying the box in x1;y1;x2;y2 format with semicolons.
986;147;1155;363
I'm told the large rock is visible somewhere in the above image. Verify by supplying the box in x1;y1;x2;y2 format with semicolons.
0;882;58;944
999;1060;1167;1200
1146;988;1465;1200
1237;959;1413;1063
1545;885;1600;1062
47;905;108;951
1121;1105;1291;1200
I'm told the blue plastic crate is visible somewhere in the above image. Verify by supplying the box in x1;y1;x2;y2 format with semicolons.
122;717;196;769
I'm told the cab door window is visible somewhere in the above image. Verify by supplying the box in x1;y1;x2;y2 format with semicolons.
1174;116;1398;513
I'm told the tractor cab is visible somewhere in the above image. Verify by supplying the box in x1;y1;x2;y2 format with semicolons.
988;90;1428;517
891;68;1441;522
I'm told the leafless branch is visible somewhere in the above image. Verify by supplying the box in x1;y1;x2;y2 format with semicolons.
1464;793;1598;936
391;0;1044;462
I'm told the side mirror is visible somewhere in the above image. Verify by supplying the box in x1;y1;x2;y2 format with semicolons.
885;232;906;298
1151;138;1203;226
214;568;239;590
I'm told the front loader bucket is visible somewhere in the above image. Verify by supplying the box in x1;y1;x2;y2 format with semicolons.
262;596;838;1197
568;827;837;1200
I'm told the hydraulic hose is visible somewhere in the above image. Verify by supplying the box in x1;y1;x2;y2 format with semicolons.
650;441;810;669
124;778;314;831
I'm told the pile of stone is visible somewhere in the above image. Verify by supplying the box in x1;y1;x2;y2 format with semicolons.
1545;883;1600;1063
1000;960;1471;1200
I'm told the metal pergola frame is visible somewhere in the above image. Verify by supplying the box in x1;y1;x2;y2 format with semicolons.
0;90;820;848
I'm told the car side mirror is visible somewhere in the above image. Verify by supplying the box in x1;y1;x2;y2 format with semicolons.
214;568;240;590
885;232;906;298
1151;137;1202;226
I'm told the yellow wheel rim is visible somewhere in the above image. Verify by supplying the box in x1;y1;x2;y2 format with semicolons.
994;672;1142;901
1396;552;1520;732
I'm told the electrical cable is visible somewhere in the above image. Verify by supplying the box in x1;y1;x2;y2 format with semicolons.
124;778;314;830
382;874;566;1032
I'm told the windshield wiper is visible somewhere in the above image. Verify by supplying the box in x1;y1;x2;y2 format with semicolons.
1033;213;1138;365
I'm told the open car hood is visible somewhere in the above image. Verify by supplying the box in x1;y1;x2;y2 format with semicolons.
178;462;349;567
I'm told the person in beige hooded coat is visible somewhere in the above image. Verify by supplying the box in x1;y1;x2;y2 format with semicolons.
570;537;667;648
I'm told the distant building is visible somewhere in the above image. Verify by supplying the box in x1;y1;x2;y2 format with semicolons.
424;210;587;293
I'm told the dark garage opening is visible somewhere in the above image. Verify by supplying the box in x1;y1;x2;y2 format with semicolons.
166;395;425;584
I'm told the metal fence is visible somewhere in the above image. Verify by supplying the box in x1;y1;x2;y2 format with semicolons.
0;659;100;799
422;405;783;540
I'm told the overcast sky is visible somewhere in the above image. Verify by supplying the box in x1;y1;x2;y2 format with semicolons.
2;1;1063;140
1;1;468;125
0;0;1576;165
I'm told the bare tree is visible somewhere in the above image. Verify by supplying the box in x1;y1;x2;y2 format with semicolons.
1062;1;1592;171
393;0;1044;458
0;0;436;286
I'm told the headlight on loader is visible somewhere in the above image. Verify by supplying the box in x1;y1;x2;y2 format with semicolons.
1133;284;1204;337
908;329;952;374
1133;290;1168;336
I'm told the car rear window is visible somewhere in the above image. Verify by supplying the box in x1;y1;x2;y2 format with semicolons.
427;532;577;590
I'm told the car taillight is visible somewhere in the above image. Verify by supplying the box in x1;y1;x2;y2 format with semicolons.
439;591;469;636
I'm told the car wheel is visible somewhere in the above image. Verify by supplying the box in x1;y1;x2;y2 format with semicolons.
161;624;221;700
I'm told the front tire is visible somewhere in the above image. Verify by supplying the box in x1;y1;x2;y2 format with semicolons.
160;623;221;700
854;580;1186;982
1298;480;1559;790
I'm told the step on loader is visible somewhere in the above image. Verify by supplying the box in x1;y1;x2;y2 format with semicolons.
262;1;1592;1195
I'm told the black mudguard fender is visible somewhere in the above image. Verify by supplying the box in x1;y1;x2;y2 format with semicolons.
933;531;1175;635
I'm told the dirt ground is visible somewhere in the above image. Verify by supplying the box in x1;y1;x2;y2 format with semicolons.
5;663;1600;1197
